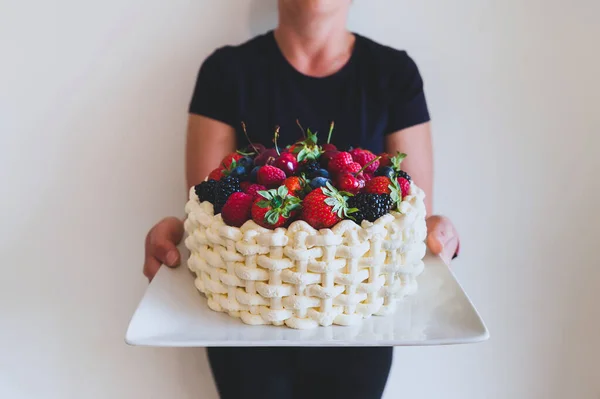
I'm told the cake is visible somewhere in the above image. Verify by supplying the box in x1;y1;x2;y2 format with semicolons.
183;125;428;329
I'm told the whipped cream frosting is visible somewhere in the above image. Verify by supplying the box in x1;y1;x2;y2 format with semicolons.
184;183;427;329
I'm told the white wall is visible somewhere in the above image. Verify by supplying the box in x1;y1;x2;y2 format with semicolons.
1;0;599;398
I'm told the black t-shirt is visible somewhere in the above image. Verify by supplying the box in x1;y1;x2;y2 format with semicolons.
188;30;430;154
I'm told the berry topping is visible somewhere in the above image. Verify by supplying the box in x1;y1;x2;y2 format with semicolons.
336;173;364;194
257;165;287;188
208;167;225;181
221;153;243;169
313;168;330;178
338;161;362;175
214;176;241;215
254;148;279;166
250;166;260;182
374;166;395;179
298;160;320;179
309;177;331;190
347;193;394;224
251;186;301;229
300;182;357;229
397;177;410;198
244;183;267;198
222;192;254;227
229;165;248;179
194;179;217;204
327;152;353;175
364;176;392;195
284;176;306;197
272;153;298;177
396;170;412;182
350;149;379;174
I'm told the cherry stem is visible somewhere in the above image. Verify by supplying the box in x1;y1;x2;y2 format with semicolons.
296;119;306;139
241;122;259;154
356;156;382;175
273;126;281;156
327;121;334;144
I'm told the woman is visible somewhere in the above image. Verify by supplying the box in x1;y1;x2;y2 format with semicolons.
143;1;460;398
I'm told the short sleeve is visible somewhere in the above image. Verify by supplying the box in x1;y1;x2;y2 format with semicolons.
385;53;431;134
188;47;238;127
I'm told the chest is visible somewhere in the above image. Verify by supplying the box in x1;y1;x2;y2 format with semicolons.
235;70;391;154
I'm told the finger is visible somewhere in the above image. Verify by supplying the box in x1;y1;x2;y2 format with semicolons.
143;256;162;282
426;231;444;255
149;235;181;268
439;236;459;266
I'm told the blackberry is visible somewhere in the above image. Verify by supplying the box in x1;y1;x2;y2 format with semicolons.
214;176;241;214
396;170;412;182
347;193;393;224
194;179;217;204
298;160;320;178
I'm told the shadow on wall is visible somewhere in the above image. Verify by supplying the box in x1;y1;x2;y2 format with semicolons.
248;0;278;36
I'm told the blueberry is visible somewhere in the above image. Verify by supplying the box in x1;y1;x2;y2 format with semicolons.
374;166;395;179
238;156;253;170
250;166;260;182
309;177;330;190
229;165;247;178
313;168;330;178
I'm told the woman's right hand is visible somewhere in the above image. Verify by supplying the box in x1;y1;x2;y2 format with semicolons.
143;217;185;281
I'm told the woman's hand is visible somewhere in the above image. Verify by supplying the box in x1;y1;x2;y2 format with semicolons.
143;217;185;281
426;215;460;265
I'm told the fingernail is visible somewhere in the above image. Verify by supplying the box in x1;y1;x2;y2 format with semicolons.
166;251;177;266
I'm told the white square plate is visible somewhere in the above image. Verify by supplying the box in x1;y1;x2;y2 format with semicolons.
126;253;489;347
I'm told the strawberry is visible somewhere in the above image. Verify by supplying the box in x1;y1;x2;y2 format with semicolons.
257;165;286;188
221;153;243;169
350;149;379;174
222;192;253;227
364;176;392;194
328;152;353;174
244;183;267;198
251;186;301;229
208;167;225;181
284;176;305;197
300;182;357;229
397;177;410;198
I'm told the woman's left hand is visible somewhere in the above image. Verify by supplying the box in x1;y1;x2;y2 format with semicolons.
426;215;460;265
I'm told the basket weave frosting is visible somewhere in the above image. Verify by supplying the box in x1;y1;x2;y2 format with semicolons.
184;183;427;329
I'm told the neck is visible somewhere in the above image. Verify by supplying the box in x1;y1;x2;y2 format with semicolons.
274;6;354;77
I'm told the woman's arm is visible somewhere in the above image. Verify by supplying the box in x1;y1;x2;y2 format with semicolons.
384;122;459;264
185;114;237;189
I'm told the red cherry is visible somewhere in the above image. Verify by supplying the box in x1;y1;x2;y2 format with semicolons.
254;148;279;166
272;153;298;177
320;150;340;169
379;153;392;167
322;143;338;151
